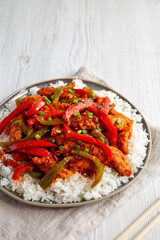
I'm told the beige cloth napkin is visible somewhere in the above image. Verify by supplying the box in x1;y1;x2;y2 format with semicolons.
0;66;159;240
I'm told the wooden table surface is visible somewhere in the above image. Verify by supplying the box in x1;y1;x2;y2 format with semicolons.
0;0;160;239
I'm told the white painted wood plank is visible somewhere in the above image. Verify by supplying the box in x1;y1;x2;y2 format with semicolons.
0;0;160;240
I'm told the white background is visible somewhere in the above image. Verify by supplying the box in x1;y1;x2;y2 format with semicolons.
0;0;160;239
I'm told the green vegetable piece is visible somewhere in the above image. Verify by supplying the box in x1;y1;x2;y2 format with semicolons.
99;137;105;143
56;130;61;134
32;101;37;106
43;96;51;105
96;124;102;131
88;112;93;119
51;139;55;143
36;116;64;126
52;86;63;104
73;99;78;104
97;105;102;110
14;120;21;125
77;130;82;134
47;117;52;121
62;100;66;103
82;130;88;134
27;171;44;179
74;145;80;151
74;112;80;116
116;119;121;124
39;111;45;115
59;145;64;150
50;95;55;100
68;89;75;95
21;160;28;164
83;147;89;153
35;134;41;140
40;156;72;189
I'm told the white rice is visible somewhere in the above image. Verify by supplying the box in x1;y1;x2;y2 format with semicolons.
0;80;149;203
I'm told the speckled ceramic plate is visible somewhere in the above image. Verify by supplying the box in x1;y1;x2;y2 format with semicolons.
0;78;152;208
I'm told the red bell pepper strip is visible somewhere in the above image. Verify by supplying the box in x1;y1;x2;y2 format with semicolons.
12;162;34;180
63;125;112;162
6;159;19;168
17;147;52;157
101;96;111;113
62;101;96;123
103;133;117;147
0;102;32;134
42;109;64;119
25;95;46;117
73;89;88;98
88;106;117;143
7;140;57;152
11;152;27;162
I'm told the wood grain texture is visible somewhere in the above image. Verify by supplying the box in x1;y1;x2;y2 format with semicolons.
0;0;160;239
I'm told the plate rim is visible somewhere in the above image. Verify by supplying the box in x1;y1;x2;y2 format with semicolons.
0;78;152;208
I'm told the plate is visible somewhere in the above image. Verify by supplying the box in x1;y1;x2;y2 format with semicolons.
0;78;152;208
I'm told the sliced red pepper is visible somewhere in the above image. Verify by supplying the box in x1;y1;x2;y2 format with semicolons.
27;117;38;126
101;96;111;113
6;159;19;168
7;140;57;152
103;133;117;147
11;152;28;162
0;102;32;134
73;89;88;98
63;125;112;162
42;109;64;119
25;95;46;117
17;147;52;157
88;106;117;144
62;101;96;123
12;162;34;180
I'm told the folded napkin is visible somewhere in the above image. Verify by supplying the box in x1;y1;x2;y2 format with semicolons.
0;66;159;240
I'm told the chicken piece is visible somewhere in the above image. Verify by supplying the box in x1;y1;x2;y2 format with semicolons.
20;95;41;104
69;157;96;177
5;113;25;141
54;102;71;110
110;146;132;176
37;87;55;98
57;168;73;179
32;155;72;179
32;156;56;173
109;109;134;154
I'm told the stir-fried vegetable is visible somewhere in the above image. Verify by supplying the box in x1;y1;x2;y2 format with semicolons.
0;102;32;134
17;147;52;157
7;139;57;152
40;156;72;189
91;129;109;145
36;116;64;125
25;96;46;117
12;162;34;180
